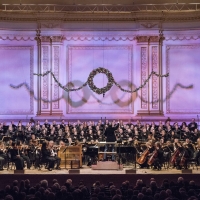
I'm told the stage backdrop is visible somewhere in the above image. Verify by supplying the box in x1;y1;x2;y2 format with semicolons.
0;21;199;121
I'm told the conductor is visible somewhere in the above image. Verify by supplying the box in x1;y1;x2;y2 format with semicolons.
104;120;119;161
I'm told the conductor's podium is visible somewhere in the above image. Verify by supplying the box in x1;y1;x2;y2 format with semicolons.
92;161;123;170
58;145;82;169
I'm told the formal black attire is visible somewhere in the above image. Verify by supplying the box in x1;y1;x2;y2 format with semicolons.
103;123;119;160
41;148;55;169
9;148;24;170
153;148;163;170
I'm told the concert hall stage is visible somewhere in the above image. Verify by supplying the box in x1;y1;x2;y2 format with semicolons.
0;165;200;189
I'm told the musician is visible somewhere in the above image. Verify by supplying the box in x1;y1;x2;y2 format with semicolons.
190;129;199;142
176;143;190;170
151;142;163;170
160;130;169;143
47;127;56;142
71;130;79;142
16;142;31;169
126;119;133;127
9;142;24;170
140;128;148;141
78;130;86;143
24;126;33;144
34;124;41;138
60;119;66;130
0;142;7;167
115;128;124;142
48;141;61;170
86;130;94;142
194;144;200;165
103;121;119;161
29;139;40;169
137;140;154;169
55;129;64;145
0;123;4;140
182;127;191;140
188;118;198;132
95;130;104;142
44;119;50;129
41;141;55;171
16;126;25;143
170;131;178;143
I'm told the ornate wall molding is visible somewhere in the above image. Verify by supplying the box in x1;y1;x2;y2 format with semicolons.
41;36;63;43
68;45;133;113
136;36;161;43
166;45;200;114
41;46;49;109
0;35;35;41
165;35;200;41
0;46;34;115
152;46;158;109
141;47;148;109
63;35;136;41
53;46;59;109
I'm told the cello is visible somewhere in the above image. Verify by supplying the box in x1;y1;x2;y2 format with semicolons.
147;149;158;166
137;148;150;165
170;147;181;164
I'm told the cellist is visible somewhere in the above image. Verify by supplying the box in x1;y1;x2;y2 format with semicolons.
137;140;154;169
150;142;163;170
175;142;189;170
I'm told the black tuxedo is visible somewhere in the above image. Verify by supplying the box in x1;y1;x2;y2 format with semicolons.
104;123;119;142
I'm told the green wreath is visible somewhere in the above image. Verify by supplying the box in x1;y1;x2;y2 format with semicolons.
87;67;115;94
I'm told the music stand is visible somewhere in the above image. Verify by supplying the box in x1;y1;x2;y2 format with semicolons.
117;140;123;171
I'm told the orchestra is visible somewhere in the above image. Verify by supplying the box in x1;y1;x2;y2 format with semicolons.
0;118;199;171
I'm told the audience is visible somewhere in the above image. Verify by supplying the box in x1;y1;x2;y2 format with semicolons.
0;177;199;200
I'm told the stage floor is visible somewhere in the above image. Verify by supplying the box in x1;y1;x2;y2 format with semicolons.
0;164;199;174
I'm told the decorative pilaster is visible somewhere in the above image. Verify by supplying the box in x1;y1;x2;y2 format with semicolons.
137;35;164;115
141;47;148;109
37;35;63;116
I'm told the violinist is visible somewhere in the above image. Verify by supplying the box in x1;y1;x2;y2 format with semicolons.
184;138;195;158
29;139;40;169
194;143;200;165
9;142;24;170
41;141;55;171
0;142;7;167
16;142;31;169
48;141;61;170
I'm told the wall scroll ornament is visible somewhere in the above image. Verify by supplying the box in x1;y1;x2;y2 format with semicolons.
33;67;169;95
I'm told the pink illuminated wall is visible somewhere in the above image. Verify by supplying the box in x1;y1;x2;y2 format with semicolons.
0;23;200;121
